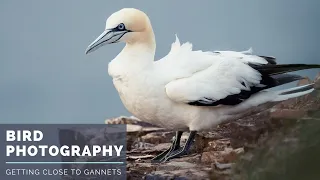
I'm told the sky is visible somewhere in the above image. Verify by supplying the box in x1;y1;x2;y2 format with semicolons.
0;0;319;124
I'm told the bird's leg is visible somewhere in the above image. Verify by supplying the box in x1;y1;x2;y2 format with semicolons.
163;131;197;162
151;131;183;163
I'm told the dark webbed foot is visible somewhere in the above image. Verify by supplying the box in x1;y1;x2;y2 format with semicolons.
151;131;183;163
163;131;196;162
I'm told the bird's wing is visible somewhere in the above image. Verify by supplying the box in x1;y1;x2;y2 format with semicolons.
157;35;275;69
214;49;277;65
165;57;264;106
161;36;297;106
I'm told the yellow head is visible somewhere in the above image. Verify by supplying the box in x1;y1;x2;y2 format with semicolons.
85;8;155;54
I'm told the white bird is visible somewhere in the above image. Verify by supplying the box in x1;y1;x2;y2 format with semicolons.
85;8;320;162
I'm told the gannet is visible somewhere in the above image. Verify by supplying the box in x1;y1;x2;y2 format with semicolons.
85;8;320;162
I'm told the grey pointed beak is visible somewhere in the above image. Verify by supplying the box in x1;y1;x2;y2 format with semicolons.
85;29;128;54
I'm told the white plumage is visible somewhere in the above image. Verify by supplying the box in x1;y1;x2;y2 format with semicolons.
163;36;264;105
85;8;318;162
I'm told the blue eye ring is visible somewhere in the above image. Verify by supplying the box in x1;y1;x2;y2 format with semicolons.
117;23;125;30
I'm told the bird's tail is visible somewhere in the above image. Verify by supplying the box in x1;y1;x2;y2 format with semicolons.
226;64;319;116
228;83;315;116
250;63;320;101
253;64;320;75
272;83;315;102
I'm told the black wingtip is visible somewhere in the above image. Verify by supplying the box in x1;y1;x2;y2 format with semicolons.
271;74;304;85
252;64;320;75
258;55;277;65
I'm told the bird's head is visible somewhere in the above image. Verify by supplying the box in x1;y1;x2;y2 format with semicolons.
85;8;154;54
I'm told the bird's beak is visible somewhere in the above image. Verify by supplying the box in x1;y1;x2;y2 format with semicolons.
85;29;127;54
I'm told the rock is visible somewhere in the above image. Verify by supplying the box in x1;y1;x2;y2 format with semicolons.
105;116;163;129
131;141;155;150
145;169;209;180
221;148;238;163
127;124;143;132
127;162;156;179
234;147;245;155
157;161;197;170
214;162;234;170
201;147;244;164
239;152;254;161
315;72;320;89
203;139;231;152
297;77;312;86
141;132;173;144
201;151;223;164
270;109;308;119
172;154;201;163
144;143;171;153
128;157;209;179
149;163;210;180
105;116;140;125
127;155;154;160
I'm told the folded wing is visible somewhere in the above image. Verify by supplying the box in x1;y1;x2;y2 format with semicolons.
165;58;265;106
163;36;315;106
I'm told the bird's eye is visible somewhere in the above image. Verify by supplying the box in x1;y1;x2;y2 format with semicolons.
117;23;125;30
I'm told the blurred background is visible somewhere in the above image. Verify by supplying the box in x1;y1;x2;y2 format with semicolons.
0;0;319;123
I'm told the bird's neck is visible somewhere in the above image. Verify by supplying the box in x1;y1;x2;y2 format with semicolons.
116;36;156;66
125;29;156;57
108;37;156;78
123;41;155;59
